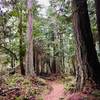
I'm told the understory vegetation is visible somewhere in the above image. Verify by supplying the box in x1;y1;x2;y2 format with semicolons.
0;0;100;100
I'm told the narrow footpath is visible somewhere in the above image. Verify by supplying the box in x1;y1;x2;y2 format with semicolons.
43;81;65;100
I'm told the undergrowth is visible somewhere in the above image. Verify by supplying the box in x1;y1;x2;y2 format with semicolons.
0;74;48;100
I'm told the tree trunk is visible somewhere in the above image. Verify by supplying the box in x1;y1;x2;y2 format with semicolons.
36;53;39;75
52;33;57;74
33;48;36;72
25;0;34;76
72;0;100;90
19;7;25;75
10;57;15;74
59;33;65;73
95;0;100;51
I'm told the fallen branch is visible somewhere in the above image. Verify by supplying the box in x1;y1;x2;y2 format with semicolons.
0;87;20;96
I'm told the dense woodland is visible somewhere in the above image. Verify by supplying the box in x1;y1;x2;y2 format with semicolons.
0;0;100;100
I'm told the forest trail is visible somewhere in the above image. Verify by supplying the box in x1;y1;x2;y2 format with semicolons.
43;81;65;100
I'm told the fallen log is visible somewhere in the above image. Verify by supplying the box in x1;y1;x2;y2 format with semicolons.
0;87;20;96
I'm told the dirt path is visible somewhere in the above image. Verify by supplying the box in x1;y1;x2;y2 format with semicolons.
43;81;65;100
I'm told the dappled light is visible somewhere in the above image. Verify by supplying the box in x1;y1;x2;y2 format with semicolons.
0;0;100;100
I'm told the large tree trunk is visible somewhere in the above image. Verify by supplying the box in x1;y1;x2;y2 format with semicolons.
94;0;100;51
72;0;100;90
25;0;34;76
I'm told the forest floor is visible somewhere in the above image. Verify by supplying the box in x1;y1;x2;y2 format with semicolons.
42;80;100;100
0;74;100;100
42;75;100;100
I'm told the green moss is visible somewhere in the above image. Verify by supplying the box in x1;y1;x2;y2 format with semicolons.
15;96;21;100
64;76;76;92
6;74;24;86
92;90;100;97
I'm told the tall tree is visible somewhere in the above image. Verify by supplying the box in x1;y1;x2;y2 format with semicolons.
25;0;34;76
18;3;25;75
52;32;57;73
72;0;100;90
94;0;100;53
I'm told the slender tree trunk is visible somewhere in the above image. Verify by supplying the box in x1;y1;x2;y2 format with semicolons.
94;0;100;50
35;50;38;74
48;48;51;74
10;57;15;74
36;54;39;75
59;33;65;73
52;33;57;74
71;55;76;76
33;48;35;71
72;0;100;90
38;55;42;74
52;46;56;73
19;7;25;75
25;0;34;76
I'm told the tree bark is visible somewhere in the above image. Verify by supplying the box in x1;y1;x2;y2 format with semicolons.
19;7;25;75
52;32;57;74
72;0;100;90
94;0;100;51
25;0;34;76
59;33;65;73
